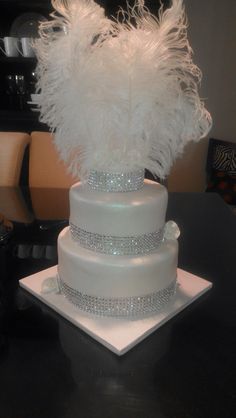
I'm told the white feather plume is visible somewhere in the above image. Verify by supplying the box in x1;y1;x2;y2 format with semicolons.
34;0;212;180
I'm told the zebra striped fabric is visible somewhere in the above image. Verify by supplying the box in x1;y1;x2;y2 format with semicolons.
212;142;236;175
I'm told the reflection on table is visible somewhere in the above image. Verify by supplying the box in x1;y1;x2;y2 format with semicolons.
0;187;69;264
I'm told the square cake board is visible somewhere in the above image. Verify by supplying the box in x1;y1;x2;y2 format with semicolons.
19;266;212;355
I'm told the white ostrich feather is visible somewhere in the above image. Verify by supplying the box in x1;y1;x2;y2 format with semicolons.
34;0;212;180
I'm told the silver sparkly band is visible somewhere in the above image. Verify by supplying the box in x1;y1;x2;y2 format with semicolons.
58;276;177;317
70;223;164;255
87;170;145;192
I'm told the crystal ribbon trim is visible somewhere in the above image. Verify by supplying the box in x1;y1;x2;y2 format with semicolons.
70;223;164;255
87;170;145;192
58;276;177;317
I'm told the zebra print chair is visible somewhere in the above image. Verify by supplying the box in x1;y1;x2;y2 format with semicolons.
206;138;236;206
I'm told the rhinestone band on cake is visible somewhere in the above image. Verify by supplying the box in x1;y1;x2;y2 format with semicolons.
87;170;145;192
58;276;177;317
70;223;164;255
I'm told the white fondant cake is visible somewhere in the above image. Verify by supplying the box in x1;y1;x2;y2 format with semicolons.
57;176;179;317
34;0;211;319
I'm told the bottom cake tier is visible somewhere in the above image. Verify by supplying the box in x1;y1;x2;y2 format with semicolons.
57;227;178;317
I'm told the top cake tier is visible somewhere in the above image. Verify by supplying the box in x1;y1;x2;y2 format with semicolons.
69;179;168;237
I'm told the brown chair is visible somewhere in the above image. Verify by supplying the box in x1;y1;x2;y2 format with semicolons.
0;187;34;224
29;131;76;188
30;187;70;220
0;132;31;186
29;131;75;220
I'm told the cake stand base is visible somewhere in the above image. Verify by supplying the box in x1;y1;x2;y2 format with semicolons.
19;267;212;355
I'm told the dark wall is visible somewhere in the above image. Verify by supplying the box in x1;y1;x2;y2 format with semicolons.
100;0;170;17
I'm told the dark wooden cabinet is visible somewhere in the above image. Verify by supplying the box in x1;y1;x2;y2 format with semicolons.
0;0;51;131
0;0;170;131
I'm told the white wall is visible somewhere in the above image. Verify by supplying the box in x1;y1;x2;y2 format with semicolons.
168;0;236;192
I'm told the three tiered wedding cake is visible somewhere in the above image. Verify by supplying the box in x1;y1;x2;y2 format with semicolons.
34;0;212;318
